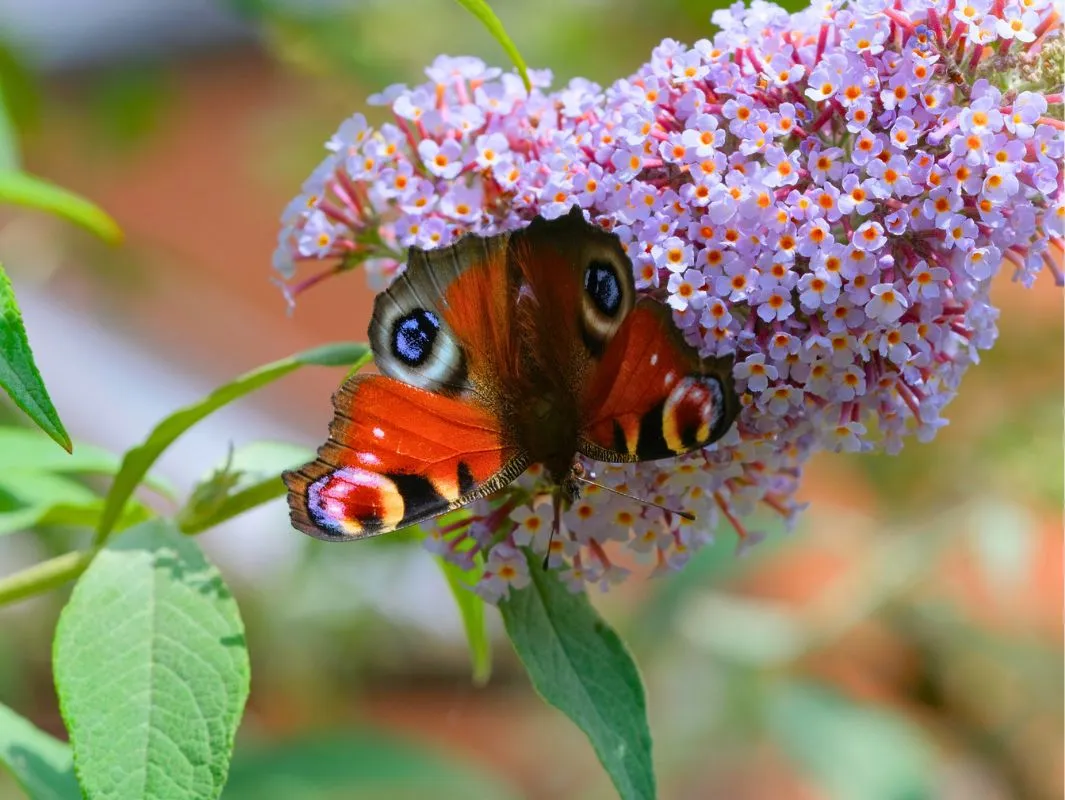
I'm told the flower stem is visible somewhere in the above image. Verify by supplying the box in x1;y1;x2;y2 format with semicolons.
0;551;93;608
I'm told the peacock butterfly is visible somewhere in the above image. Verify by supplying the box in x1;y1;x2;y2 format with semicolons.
283;206;739;541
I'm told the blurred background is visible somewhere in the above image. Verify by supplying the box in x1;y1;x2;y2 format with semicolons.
0;1;1061;798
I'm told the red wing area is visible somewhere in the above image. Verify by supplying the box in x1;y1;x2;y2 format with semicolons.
578;299;738;463
284;375;527;541
438;235;523;397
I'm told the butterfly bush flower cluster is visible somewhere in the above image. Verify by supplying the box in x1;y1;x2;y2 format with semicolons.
275;0;1064;602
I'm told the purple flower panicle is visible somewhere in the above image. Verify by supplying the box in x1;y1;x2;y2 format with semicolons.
276;0;1064;602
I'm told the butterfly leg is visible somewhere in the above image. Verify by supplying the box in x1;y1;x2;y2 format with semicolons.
543;484;564;570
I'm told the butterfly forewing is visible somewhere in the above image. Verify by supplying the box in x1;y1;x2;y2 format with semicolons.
283;375;528;541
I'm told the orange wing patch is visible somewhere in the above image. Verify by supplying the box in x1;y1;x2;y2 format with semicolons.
284;375;527;541
439;236;521;399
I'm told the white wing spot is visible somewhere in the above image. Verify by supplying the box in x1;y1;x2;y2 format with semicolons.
664;370;676;386
650;352;659;366
372;427;385;439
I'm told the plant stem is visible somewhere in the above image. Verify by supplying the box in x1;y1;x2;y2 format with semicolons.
0;551;93;607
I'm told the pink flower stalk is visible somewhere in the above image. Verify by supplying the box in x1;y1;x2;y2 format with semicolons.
275;0;1065;602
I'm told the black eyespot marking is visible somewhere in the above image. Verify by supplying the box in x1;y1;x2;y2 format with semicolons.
612;420;628;454
457;462;475;497
389;472;447;529
637;399;672;459
391;308;440;366
585;260;622;317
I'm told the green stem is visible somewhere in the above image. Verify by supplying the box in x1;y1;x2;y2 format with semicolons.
0;550;93;607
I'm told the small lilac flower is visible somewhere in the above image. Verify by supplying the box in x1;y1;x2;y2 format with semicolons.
667;269;707;312
908;261;950;299
827;421;867;453
852;221;887;252
417;139;464;179
889;116;920;150
866;283;909;323
996;7;1038;41
652;237;694;274
755;286;795;323
798;271;841;310
838;174;876;215
297;211;340;258
735;353;778;393
1005;92;1047;139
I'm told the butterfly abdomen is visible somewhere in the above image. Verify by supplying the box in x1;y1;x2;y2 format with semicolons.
510;389;581;478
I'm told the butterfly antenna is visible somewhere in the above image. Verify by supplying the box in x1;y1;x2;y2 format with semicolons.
574;475;695;521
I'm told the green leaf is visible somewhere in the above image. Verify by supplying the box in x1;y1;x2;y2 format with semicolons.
453;0;531;91
0;466;152;538
0;41;39;159
178;441;313;535
95;342;370;545
0;426;173;496
968;502;1035;593
0;264;71;451
769;682;934;800
436;551;491;686
0;471;97;508
0;498;153;538
0;427;117;473
499;550;655;800
0;702;81;800
0;172;122;244
223;734;518;800
0;78;19;171
0;505;45;536
53;519;249;800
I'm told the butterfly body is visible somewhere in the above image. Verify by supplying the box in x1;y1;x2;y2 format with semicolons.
284;206;739;541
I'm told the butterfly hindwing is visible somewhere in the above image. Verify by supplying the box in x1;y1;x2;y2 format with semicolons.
283;375;528;541
577;298;738;463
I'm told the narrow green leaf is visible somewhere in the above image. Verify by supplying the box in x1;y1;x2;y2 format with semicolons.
436;554;491;685
453;0;531;91
0;172;121;244
0;702;81;800
499;550;655;800
0;505;44;536
0;427;117;473
0;264;71;451
0;79;19;171
178;442;313;535
54;519;249;800
0;41;38;166
0;498;153;538
0;427;173;497
0;471;97;507
223;734;519;800
95;342;370;545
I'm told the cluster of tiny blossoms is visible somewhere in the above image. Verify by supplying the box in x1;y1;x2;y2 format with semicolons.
275;0;1064;602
